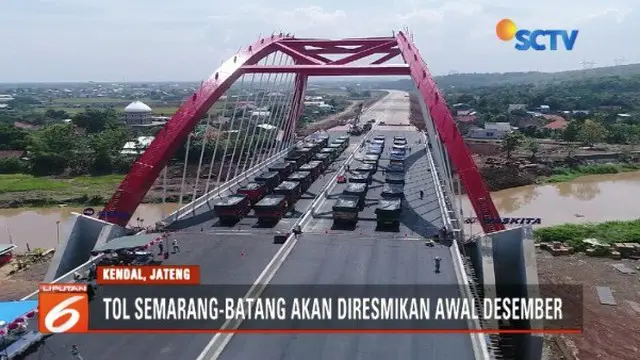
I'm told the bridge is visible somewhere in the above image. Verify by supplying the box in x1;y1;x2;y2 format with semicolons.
10;32;544;360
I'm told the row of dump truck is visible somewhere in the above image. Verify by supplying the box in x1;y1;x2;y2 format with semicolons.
213;134;350;226
333;135;408;228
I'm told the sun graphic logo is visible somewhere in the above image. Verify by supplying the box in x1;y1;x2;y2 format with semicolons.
495;18;579;51
496;19;518;41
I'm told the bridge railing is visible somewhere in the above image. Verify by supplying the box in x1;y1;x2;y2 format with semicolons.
21;254;104;301
423;133;493;360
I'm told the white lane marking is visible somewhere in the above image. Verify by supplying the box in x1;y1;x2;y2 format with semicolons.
195;92;401;360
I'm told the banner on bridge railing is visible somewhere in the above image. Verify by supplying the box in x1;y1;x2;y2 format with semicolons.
37;265;583;334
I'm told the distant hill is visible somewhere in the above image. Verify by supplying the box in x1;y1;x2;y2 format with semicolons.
368;63;640;90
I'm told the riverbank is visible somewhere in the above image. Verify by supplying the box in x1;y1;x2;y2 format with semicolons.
534;219;640;249
479;160;640;191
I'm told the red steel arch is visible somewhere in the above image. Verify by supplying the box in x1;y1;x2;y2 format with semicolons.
99;31;504;234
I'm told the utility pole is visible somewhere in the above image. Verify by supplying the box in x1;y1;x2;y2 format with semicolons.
56;221;60;245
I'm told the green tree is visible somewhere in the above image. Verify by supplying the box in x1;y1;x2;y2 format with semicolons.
577;119;607;146
500;132;523;159
29;123;77;155
525;138;539;160
562;120;581;141
0;124;28;150
72;109;118;134
44;109;70;120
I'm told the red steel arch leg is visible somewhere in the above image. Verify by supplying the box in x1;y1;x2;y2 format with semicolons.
99;34;292;226
395;31;504;233
282;74;308;142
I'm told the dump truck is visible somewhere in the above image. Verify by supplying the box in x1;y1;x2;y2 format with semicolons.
320;147;339;161
332;195;361;225
253;195;289;225
375;198;402;227
273;181;302;203
385;172;405;185
389;153;405;165
296;148;313;163
287;171;313;192
367;145;383;155
349;172;372;185
254;171;281;192
268;161;295;178
362;154;380;170
236;182;267;204
355;163;376;175
372;139;385;148
214;194;251;225
333;138;349;150
342;182;367;210
393;136;407;145
329;141;346;152
313;135;329;148
285;152;306;168
302;141;320;151
381;183;405;199
312;153;331;169
386;163;405;173
299;161;323;180
392;144;407;154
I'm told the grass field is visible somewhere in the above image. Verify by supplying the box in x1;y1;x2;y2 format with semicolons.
0;174;124;194
534;220;640;248
51;97;133;104
541;163;640;183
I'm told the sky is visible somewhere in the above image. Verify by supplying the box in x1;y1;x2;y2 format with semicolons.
2;0;639;82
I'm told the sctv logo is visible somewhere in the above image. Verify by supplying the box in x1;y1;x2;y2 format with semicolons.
496;19;578;51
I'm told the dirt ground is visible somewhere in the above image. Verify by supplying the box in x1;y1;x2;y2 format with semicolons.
536;250;640;360
2;250;639;360
0;260;50;301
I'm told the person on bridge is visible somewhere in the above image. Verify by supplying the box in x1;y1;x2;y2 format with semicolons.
172;239;180;253
70;345;83;360
434;256;441;273
439;226;447;242
419;190;424;200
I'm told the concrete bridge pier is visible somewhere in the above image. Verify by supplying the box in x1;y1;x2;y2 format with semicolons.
44;213;127;281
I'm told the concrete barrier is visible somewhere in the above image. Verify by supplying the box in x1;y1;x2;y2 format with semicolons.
477;226;543;360
423;141;492;360
44;213;123;281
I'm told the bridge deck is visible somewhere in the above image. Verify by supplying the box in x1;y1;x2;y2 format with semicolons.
214;128;475;360
20;92;476;360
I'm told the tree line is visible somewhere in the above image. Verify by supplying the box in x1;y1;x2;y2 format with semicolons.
0;108;289;177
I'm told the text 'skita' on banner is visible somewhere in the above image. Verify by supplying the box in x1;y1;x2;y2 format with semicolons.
96;265;200;285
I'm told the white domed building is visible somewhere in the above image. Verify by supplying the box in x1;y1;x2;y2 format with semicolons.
122;100;153;126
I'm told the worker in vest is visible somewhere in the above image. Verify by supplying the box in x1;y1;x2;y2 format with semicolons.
434;256;441;273
71;345;83;360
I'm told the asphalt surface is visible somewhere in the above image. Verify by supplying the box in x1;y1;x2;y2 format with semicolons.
306;128;443;240
215;94;476;360
19;91;475;360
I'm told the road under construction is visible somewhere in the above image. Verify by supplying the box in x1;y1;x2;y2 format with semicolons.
9;33;542;360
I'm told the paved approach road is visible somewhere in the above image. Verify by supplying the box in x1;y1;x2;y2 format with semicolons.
21;91;475;360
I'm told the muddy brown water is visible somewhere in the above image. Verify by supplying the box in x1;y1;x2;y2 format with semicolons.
2;171;640;250
459;170;640;236
0;203;178;251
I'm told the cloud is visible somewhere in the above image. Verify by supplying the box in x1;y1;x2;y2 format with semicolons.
1;0;639;81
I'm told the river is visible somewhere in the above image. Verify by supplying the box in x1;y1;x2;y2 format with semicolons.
2;171;640;250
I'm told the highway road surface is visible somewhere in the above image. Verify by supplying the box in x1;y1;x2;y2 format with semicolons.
20;91;476;360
